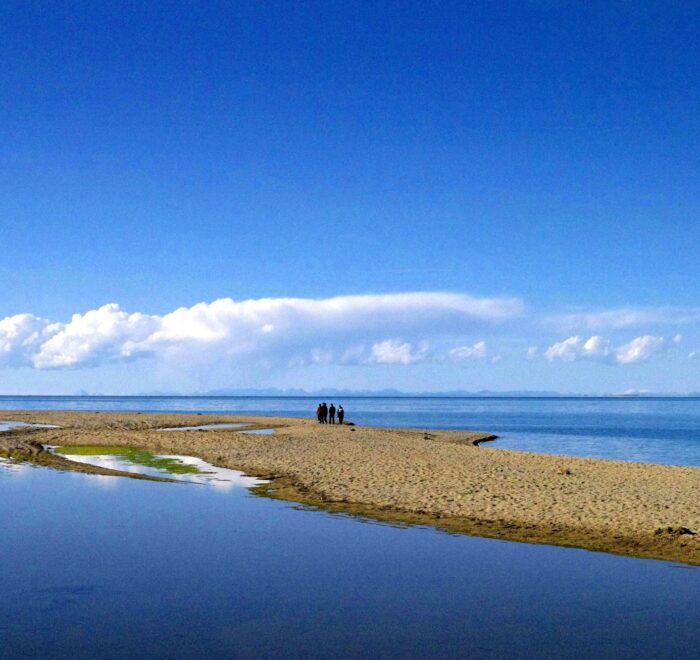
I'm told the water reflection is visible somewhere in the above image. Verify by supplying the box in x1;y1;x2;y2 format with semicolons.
1;457;698;658
0;456;32;476
50;447;264;491
0;420;59;432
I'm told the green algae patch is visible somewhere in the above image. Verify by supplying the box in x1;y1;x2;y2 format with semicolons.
55;446;209;475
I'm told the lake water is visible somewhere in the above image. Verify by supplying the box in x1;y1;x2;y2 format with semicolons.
1;453;699;659
2;395;700;465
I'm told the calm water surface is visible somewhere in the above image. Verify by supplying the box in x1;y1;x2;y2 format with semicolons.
2;395;700;465
1;455;699;659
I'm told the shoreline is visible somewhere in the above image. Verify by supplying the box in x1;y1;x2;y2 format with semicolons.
1;410;699;565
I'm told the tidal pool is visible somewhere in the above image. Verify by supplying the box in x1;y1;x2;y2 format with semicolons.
54;446;208;475
50;446;264;489
238;428;274;435
0;420;59;432
1;457;699;658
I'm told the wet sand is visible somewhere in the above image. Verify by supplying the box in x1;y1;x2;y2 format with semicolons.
2;410;699;564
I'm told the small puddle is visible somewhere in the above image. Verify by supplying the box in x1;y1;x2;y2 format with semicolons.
157;423;248;431
238;429;274;435
50;446;264;490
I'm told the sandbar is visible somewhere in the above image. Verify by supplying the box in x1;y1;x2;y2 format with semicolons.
1;410;698;564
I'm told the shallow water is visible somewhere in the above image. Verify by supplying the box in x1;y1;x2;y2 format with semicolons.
1;456;698;658
0;419;59;432
3;395;699;465
50;446;264;489
0;420;31;432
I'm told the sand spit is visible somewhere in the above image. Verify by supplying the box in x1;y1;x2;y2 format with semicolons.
1;410;699;564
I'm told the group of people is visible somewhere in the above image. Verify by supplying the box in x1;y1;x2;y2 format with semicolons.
316;402;344;424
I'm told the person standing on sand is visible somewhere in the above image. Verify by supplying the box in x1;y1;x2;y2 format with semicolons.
329;403;336;424
338;405;344;424
321;402;328;423
316;403;322;423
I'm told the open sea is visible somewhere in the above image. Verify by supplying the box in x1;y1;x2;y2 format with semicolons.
2;395;699;658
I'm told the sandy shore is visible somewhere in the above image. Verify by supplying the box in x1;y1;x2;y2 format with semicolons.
2;410;699;564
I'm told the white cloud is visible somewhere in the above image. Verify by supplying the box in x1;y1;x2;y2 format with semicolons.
544;334;669;365
0;292;521;370
544;336;587;362
614;336;666;364
525;346;539;360
545;307;700;331
370;340;428;365
34;305;158;368
449;341;488;360
581;335;614;360
0;314;62;367
449;341;501;363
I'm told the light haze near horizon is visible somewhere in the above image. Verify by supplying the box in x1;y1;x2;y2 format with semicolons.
2;3;699;395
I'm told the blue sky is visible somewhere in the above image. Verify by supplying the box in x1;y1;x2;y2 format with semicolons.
2;2;700;394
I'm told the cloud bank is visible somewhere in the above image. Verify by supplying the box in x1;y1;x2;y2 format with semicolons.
544;335;672;365
546;307;700;331
0;292;522;370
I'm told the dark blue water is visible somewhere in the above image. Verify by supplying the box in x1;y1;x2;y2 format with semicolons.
2;395;700;465
1;458;699;659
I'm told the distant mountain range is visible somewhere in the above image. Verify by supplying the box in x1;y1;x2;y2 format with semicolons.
65;387;700;398
188;387;566;397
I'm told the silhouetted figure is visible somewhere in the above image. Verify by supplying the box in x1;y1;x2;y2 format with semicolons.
321;402;328;424
316;403;322;423
329;403;336;424
337;405;344;424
